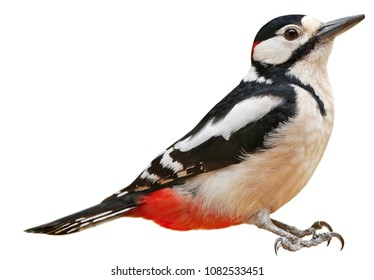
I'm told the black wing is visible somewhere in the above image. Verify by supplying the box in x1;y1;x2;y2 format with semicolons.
105;80;297;200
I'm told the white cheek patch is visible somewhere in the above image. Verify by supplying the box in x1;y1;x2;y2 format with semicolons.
253;18;320;65
253;36;296;65
174;96;284;152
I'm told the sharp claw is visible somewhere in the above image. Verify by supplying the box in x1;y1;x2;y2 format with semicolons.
319;221;333;232
312;221;333;232
274;237;283;255
330;232;345;250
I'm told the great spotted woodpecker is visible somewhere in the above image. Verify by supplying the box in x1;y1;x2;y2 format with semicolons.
26;14;364;253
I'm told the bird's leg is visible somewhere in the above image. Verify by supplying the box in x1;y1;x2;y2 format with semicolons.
253;209;300;246
253;209;344;254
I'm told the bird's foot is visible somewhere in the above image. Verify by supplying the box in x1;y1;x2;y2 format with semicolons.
253;209;344;254
274;232;344;254
272;219;334;239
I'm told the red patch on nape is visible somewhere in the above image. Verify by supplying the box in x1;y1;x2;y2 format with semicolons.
126;188;241;231
251;40;260;57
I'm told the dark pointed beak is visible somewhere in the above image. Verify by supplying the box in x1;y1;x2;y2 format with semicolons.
316;14;365;41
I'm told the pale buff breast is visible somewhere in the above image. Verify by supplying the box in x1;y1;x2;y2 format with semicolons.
183;85;334;223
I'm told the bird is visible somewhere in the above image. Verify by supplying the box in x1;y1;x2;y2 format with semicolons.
26;14;364;253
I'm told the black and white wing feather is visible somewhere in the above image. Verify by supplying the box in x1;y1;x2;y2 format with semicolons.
26;80;298;234
106;80;297;200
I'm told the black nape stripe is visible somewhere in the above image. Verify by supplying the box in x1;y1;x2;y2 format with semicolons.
286;76;326;116
252;61;326;117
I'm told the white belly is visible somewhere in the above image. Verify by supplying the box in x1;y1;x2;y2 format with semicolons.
183;86;334;222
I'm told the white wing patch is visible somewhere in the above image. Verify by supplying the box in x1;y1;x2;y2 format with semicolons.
140;170;161;182
137;148;184;184
175;96;284;152
160;148;184;172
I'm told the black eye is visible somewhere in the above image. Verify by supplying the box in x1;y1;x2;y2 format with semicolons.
284;28;300;41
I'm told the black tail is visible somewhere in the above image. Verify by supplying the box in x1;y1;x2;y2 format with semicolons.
25;193;140;235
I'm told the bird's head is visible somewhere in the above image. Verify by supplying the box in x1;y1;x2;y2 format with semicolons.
251;14;365;67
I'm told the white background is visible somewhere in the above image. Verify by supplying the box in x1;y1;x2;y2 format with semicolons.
1;1;372;279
